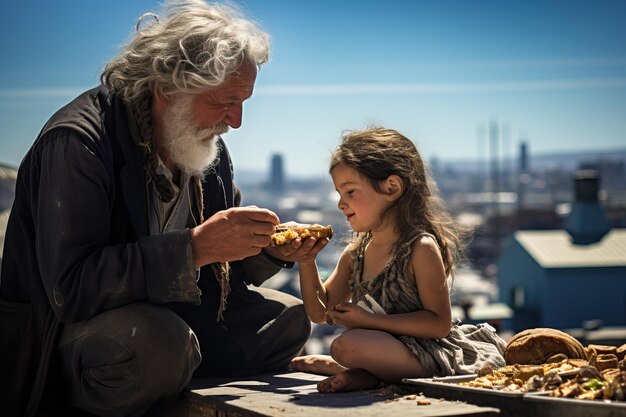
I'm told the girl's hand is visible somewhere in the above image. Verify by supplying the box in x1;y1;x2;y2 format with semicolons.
264;237;329;263
326;302;372;329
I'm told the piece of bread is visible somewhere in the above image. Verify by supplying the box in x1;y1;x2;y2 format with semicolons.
595;353;619;372
270;223;333;246
587;344;617;356
504;328;586;365
616;344;626;361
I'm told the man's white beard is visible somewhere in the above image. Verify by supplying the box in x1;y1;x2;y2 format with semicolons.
161;95;229;177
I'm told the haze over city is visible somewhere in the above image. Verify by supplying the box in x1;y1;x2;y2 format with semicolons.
1;0;626;379
1;0;625;177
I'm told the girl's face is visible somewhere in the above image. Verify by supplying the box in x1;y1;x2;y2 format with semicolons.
331;164;391;233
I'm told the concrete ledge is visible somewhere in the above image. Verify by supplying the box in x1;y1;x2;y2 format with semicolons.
159;371;499;417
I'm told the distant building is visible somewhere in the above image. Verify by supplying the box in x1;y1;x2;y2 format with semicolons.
0;163;17;277
267;153;285;193
497;171;626;331
0;163;17;212
580;158;626;191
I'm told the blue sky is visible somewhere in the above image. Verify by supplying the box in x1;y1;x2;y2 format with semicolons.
1;0;625;178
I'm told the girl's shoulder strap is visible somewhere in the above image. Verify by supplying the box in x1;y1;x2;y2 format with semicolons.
398;229;433;252
412;231;438;246
348;232;372;290
393;229;438;272
349;232;372;260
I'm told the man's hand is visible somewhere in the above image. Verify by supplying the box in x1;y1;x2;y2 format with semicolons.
190;206;278;268
263;236;329;263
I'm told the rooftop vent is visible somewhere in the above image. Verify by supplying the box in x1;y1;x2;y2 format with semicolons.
564;170;610;245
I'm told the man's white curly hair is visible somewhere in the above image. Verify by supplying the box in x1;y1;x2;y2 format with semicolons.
101;0;269;102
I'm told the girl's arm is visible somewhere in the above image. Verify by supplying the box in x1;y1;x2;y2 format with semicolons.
299;246;353;324
332;235;452;339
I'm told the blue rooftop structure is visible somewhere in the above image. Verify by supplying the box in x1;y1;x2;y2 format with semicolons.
497;171;626;332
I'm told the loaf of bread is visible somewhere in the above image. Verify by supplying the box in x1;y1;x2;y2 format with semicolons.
504;328;586;365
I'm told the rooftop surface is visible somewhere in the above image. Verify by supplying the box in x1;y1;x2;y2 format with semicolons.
514;229;626;268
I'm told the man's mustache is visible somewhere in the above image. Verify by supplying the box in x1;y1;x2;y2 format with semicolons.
210;122;229;136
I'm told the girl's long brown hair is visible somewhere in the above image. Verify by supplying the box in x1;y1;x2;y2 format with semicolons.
330;127;469;279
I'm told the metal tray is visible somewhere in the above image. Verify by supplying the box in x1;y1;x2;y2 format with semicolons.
403;374;528;397
403;375;529;417
404;372;626;417
523;392;626;417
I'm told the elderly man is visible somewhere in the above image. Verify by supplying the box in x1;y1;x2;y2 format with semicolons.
0;1;327;416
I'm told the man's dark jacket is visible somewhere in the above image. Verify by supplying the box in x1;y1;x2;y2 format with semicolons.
0;86;282;416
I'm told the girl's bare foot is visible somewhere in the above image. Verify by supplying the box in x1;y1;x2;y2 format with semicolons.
290;355;347;376
316;368;380;393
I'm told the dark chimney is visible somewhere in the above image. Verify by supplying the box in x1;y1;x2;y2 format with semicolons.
574;171;600;202
564;170;610;245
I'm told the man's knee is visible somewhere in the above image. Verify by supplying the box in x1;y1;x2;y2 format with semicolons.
264;300;311;372
233;288;311;374
251;287;311;345
59;303;201;416
283;302;311;348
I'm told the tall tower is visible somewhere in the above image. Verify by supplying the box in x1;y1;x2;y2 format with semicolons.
517;140;529;210
268;153;285;193
489;119;501;255
476;124;487;191
489;120;500;196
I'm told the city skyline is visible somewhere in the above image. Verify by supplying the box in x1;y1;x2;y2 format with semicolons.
1;0;625;177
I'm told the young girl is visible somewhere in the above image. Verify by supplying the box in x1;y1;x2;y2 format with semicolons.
290;127;506;393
